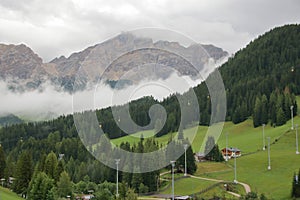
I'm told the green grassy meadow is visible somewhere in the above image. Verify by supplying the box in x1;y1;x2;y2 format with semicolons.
111;100;300;199
160;177;215;196
202;125;300;199
195;116;300;199
3;113;300;199
0;187;23;200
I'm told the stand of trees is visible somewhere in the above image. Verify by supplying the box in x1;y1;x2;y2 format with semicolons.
252;91;297;127
221;25;300;126
0;119;197;199
93;24;300;138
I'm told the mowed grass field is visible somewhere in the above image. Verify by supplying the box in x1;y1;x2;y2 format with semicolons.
0;187;23;200
112;117;294;155
111;125;208;149
154;117;300;199
198;116;300;199
110;97;300;199
160;177;215;196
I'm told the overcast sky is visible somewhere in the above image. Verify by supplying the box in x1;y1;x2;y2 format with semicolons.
0;0;299;62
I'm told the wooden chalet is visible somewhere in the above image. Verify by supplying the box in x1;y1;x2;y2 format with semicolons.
221;147;241;160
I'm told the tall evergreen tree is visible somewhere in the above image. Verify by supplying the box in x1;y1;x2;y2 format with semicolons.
125;188;138;200
253;97;262;127
204;137;224;162
13;151;33;197
276;107;286;126
131;170;143;193
44;152;58;180
0;145;6;178
28;172;54;200
57;171;73;198
186;144;197;174
269;92;277;125
204;136;215;159
261;95;269;124
56;160;65;182
177;127;184;140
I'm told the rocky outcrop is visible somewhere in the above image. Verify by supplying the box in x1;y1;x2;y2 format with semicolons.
0;33;228;92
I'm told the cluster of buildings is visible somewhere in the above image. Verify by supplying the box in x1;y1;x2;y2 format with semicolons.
194;147;241;162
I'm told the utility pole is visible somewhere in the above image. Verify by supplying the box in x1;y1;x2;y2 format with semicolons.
267;137;271;170
115;159;120;197
291;105;294;130
171;161;176;200
296;124;299;154
184;144;188;176
233;152;237;184
262;124;266;150
225;133;228;161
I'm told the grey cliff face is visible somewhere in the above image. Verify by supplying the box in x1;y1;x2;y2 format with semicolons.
0;33;228;93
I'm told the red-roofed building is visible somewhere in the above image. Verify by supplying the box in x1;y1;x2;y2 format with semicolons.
221;147;241;160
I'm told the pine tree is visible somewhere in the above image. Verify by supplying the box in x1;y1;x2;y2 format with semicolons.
253;97;262;127
177;127;184;140
185;143;197;174
125;188;138;200
138;183;149;194
276;107;286;126
13;151;33;197
204;137;224;162
232;107;241;124
44;152;58;180
131;170;142;193
37;153;47;173
28;172;54;200
269;92;277;125
261;95;269;124
204;136;215;160
214;144;225;162
122;165;132;188
142;172;158;192
119;181;127;199
0;145;6;178
57;171;73;198
56;160;64;181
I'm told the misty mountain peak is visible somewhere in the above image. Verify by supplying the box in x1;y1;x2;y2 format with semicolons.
0;34;228;92
0;43;44;80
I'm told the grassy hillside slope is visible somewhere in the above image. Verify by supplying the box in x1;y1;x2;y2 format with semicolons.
114;115;300;199
0;187;23;200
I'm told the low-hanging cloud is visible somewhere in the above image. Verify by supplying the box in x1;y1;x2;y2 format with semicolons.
0;67;219;121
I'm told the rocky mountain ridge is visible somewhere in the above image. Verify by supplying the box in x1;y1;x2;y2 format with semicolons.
0;33;228;92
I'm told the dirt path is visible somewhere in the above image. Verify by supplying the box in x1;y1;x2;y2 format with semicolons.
238;181;251;193
227;191;241;197
159;171;251;196
159;170;170;176
189;175;224;182
189;175;251;194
